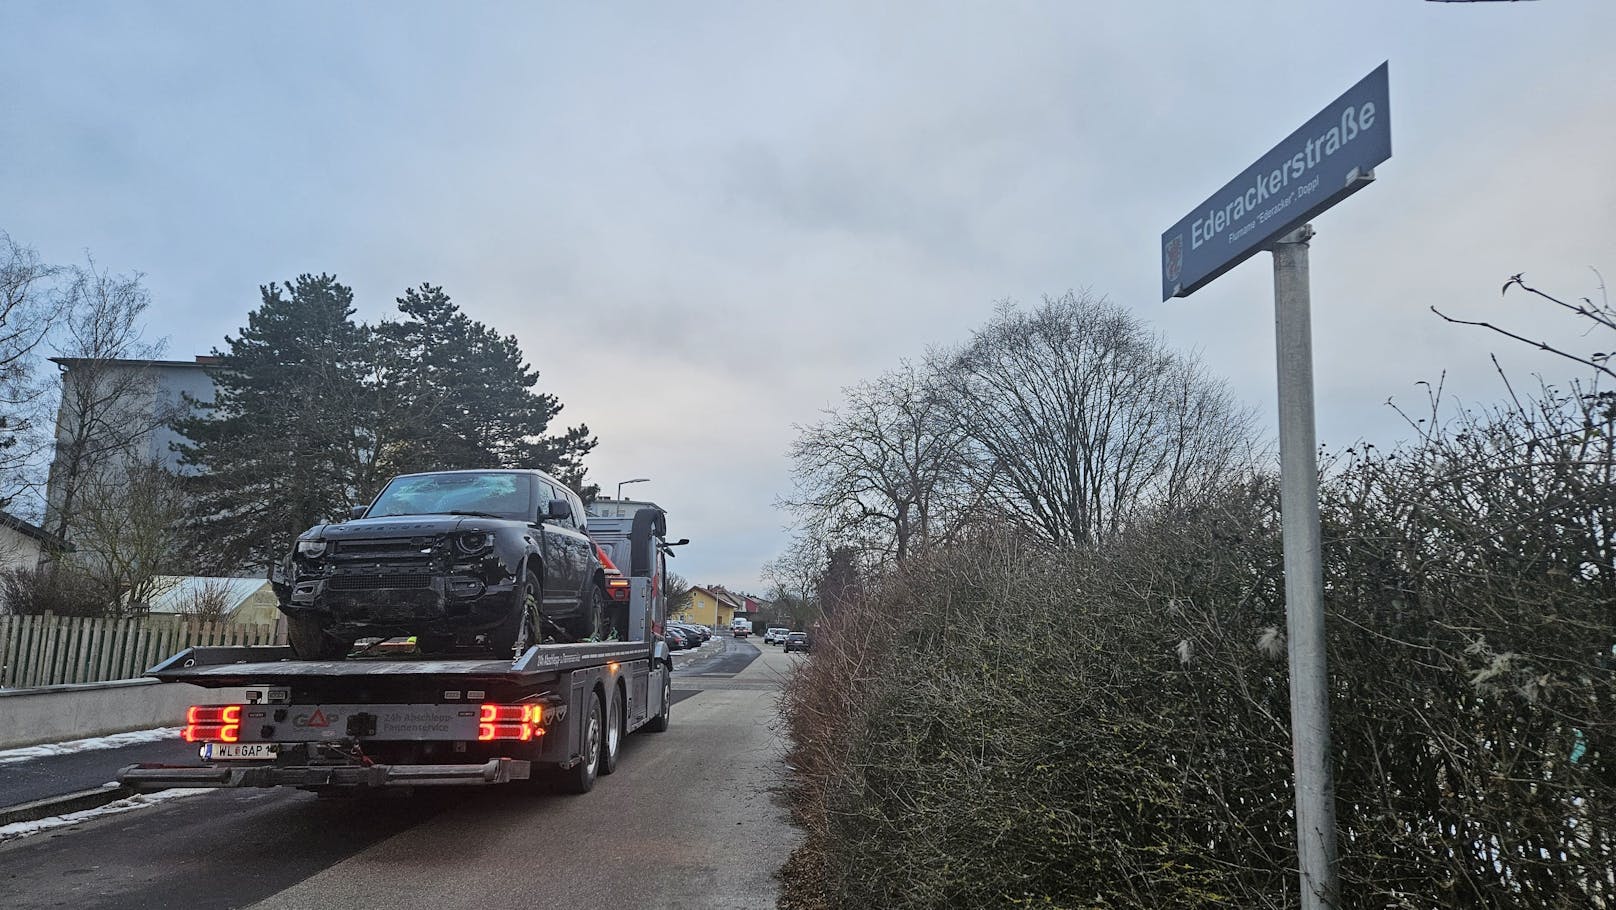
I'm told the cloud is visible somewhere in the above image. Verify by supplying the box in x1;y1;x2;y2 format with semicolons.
3;1;1613;589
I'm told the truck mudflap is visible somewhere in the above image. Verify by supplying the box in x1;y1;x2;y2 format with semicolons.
116;757;530;791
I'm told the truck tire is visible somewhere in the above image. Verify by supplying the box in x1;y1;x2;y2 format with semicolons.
286;612;351;660
644;664;671;733
599;686;625;776
490;570;542;657
556;690;603;794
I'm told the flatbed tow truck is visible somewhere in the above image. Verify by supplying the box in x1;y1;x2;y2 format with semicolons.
118;509;675;796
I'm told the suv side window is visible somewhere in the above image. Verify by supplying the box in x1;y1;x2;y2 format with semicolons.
540;481;584;531
568;491;587;531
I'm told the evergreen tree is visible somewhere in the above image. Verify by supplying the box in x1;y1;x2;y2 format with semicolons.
175;275;374;570
375;284;596;489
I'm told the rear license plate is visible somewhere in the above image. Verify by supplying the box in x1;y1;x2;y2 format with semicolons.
203;743;278;760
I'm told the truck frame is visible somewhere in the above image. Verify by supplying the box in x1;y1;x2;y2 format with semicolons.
119;509;676;796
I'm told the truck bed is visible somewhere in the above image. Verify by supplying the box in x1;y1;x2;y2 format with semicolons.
150;641;653;688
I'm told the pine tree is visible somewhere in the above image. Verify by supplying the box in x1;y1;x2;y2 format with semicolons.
175;275;375;570
375;284;596;489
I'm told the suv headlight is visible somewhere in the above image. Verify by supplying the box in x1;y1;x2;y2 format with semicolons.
455;531;494;553
296;539;328;558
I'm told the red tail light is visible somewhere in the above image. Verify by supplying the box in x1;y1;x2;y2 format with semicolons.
188;705;241;724
184;705;242;743
605;577;630;601
477;703;543;741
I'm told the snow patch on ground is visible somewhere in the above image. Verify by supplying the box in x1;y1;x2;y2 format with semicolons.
0;788;211;842
0;727;182;765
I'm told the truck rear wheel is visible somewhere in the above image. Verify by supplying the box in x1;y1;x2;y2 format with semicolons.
556;690;603;794
285;612;351;660
645;664;671;733
599;686;624;776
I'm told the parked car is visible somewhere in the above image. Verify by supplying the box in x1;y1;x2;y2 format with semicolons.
662;625;689;650
783;631;810;653
690;624;713;642
668;622;705;647
276;469;605;659
763;627;790;645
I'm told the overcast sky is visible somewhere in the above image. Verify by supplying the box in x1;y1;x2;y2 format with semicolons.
4;1;1613;591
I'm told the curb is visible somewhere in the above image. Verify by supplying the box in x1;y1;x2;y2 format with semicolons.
0;783;135;827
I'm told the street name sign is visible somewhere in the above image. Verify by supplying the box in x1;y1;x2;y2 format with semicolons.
1160;62;1390;300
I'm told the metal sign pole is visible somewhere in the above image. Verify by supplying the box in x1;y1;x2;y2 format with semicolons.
1271;223;1340;910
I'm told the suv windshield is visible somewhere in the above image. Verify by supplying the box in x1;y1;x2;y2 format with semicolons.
366;472;535;521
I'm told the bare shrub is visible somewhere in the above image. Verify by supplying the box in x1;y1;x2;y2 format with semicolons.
174;577;236;623
780;377;1613;907
0;564;106;617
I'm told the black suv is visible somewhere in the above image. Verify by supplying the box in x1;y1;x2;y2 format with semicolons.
276;469;606;659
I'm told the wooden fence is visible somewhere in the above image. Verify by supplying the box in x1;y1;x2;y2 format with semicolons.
0;613;283;690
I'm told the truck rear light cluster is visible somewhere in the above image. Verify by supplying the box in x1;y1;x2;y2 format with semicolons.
604;577;630;601
478;703;544;741
183;705;241;743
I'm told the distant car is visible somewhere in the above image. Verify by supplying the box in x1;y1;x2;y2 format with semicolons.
675;622;710;643
763;627;790;645
691;624;713;641
783;631;810;653
731;618;753;637
663;626;689;650
668;621;703;642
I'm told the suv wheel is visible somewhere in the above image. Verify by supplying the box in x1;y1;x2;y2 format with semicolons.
567;583;608;641
490;570;543;657
286;612;352;660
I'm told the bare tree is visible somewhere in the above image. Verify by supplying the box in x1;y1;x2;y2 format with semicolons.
69;459;189;614
664;572;693;616
934;292;1256;548
1433;271;1615;386
762;537;827;622
44;259;169;545
785;361;980;562
0;231;67;508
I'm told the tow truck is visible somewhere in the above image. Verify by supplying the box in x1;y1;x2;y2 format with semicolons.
118;508;678;796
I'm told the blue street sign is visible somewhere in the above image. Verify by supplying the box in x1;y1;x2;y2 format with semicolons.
1161;62;1391;300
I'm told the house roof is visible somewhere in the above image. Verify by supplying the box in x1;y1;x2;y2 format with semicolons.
49;356;219;369
0;509;66;548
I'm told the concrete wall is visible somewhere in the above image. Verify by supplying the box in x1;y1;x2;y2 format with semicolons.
0;678;249;749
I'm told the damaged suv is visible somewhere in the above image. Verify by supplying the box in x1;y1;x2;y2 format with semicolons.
276;469;606;659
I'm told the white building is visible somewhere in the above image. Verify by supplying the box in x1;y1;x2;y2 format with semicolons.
0;510;62;573
585;497;660;520
43;356;217;536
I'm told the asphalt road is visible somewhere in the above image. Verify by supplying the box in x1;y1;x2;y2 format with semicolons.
0;638;804;910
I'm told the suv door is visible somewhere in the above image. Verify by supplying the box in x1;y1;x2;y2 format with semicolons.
539;480;592;606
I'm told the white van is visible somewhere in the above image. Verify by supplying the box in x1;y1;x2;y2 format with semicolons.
730;617;753;637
